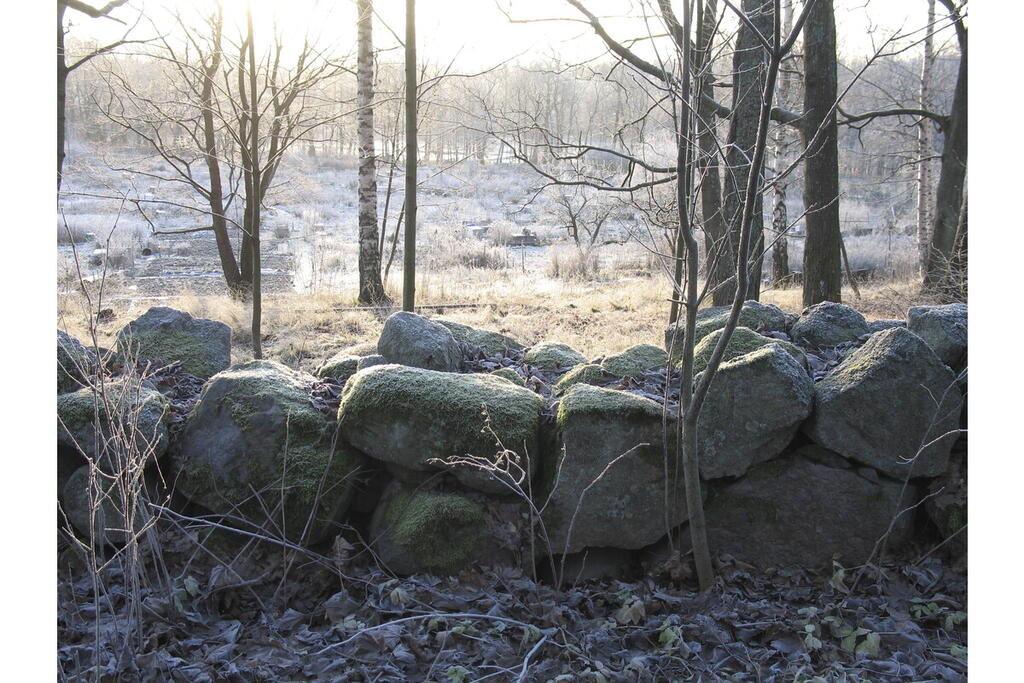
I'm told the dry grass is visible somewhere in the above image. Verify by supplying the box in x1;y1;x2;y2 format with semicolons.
58;270;944;371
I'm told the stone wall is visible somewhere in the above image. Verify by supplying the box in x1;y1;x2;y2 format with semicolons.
57;301;968;577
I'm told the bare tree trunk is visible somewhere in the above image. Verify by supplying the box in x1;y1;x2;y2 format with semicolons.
925;1;967;290
58;3;68;193
916;0;936;275
244;5;263;359
695;0;734;307
356;0;388;305
801;0;843;306
723;0;773;301
770;0;795;286
402;0;417;311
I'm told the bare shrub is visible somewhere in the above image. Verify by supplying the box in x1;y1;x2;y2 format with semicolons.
547;245;600;280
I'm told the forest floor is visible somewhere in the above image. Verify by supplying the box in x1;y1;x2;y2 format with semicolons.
58;515;967;681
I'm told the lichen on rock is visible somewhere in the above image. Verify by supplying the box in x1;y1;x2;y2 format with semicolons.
553;363;604;395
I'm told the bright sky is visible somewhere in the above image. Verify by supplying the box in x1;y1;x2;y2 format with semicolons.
69;0;958;69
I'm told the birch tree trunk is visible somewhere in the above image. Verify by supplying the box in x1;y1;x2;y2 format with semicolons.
357;0;388;305
916;0;936;274
770;0;795;286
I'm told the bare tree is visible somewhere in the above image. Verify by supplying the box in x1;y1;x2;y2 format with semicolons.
917;0;937;274
800;0;842;306
58;0;141;192
403;0;418;311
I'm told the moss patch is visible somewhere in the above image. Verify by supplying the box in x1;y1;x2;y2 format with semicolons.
384;487;486;573
437;319;524;355
490;367;526;386
692;327;805;374
316;353;360;381
601;344;668;378
524;341;587;370
118;329;218;378
554;363;605;395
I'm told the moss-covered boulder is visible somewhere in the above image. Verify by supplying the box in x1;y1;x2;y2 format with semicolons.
58;330;96;394
378;311;461;372
803;327;962;478
908;303;967;372
316;352;360;382
116;306;231;379
490;367;526;386
696;344;814;479
539;385;686;554
665;300;788;357
703;454;916;570
368;481;525;575
601;344;668;378
692;326;806;375
339;365;543;494
524;341;587;371
173;360;361;544
58;381;170;468
789;301;869;347
437;319;524;356
925;444;967;559
553;363;605;395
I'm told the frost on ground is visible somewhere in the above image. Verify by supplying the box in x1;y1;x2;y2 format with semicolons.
57;518;966;681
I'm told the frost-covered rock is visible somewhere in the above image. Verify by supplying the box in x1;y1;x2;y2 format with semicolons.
523;341;587;371
174;361;360;544
338;365;543;494
789;301;869;347
368;481;525;575
601;344;668;378
116;306;231;379
553;363;604;395
803;327;962;478
692;326;806;375
703;454;916;569
490;367;526;386
539;385;687;554
377;311;462;372
57;381;170;467
665;300;788;359
57;330;95;394
436;319;523;355
867;319;905;333
697;344;814;479
316;352;360;382
908;303;967;371
357;354;388;371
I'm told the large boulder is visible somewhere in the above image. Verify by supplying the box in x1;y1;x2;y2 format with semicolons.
908;303;967;371
436;319;524;356
789;301;869;347
539;385;686;555
697;344;814;479
58;330;95;394
490;367;526;386
58;381;170;467
338;365;543;494
803;327;962;478
703;454;917;570
368;481;527;575
692;326;806;375
173;360;360;544
116;306;231;379
601;344;668;378
523;341;587;371
377;312;461;372
665;300;788;358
